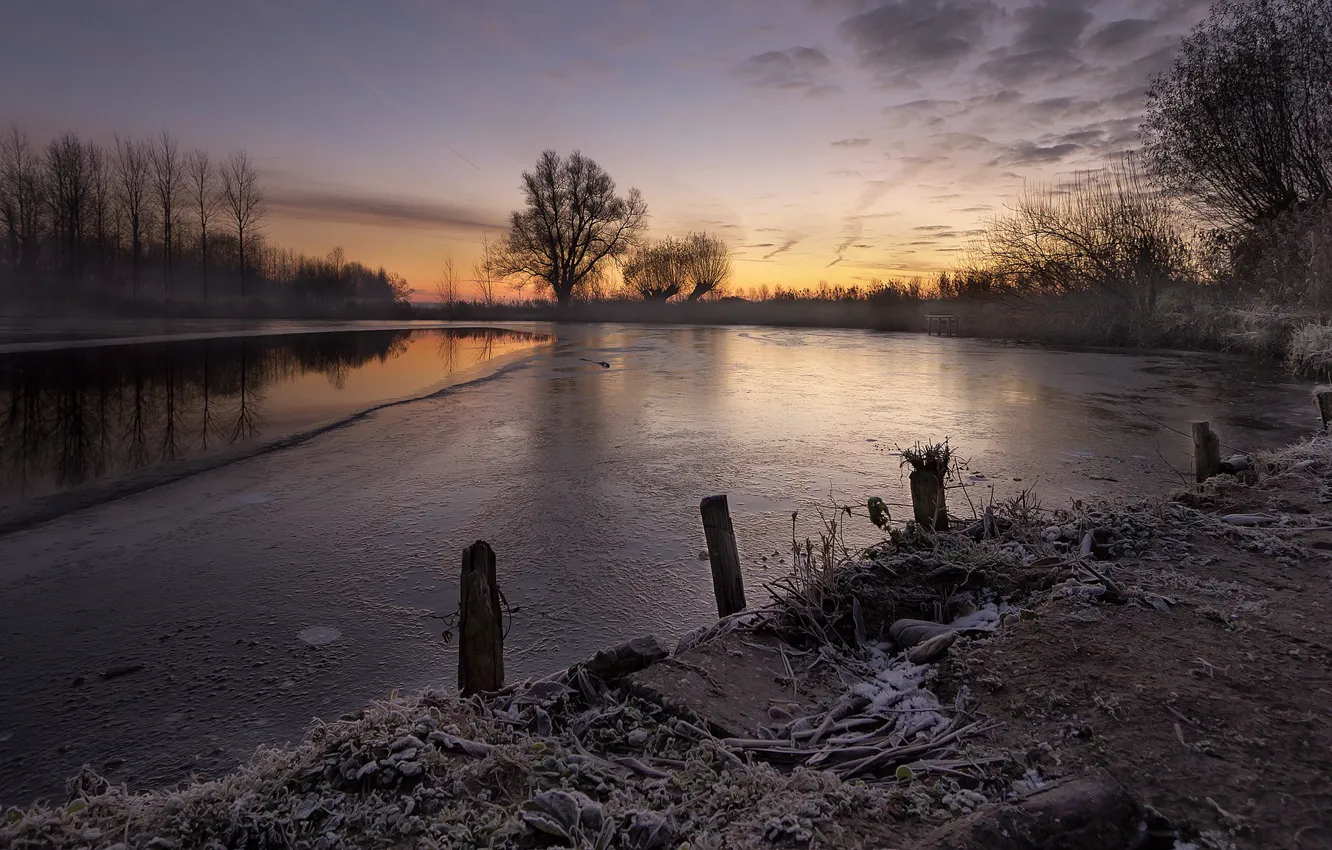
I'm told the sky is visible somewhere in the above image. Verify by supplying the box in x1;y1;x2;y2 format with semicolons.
0;0;1214;299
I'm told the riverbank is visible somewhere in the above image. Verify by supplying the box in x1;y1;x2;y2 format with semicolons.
5;431;1329;848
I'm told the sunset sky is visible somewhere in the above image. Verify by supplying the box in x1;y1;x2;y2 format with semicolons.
0;0;1212;299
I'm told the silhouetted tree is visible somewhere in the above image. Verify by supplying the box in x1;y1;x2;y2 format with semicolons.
114;135;152;299
151;132;183;299
185;148;220;302
220;149;264;295
491;150;647;306
1142;0;1332;226
1;128;45;281
682;231;731;301
473;233;498;307
436;253;458;307
623;236;687;301
45;132;91;282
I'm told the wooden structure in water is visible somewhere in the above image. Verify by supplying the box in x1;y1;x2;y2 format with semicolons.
926;314;960;337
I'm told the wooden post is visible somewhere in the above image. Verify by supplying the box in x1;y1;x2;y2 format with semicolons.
909;469;950;532
700;495;746;618
1192;421;1222;483
1317;391;1332;431
458;541;503;696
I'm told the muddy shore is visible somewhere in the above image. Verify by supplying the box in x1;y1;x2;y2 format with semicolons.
4;436;1331;849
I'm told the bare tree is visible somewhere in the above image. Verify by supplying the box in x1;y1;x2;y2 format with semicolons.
184;148;220;301
45;132;92;281
1142;0;1332;227
114;135;152;300
220;149;265;296
435;253;458;307
623;236;688;301
490;150;647;306
150;132;182;299
682;231;731;301
472;233;498;307
971;155;1194;334
1;128;46;280
87;143;111;284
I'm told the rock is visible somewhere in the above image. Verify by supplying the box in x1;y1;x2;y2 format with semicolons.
1219;454;1251;474
581;635;669;681
919;772;1140;850
907;630;958;664
100;664;144;680
889;619;956;649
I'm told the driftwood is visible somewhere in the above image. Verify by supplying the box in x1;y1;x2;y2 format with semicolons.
580;635;669;681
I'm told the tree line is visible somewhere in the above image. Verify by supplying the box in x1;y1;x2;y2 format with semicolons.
0;126;410;310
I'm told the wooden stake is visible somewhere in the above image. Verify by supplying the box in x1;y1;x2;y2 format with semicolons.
1317;391;1332;431
1192;421;1222;483
909;469;950;531
458;541;503;696
700;495;746;618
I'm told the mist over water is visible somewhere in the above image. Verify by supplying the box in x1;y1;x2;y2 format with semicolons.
0;323;1315;805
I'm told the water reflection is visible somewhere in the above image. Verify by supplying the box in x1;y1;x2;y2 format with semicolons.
0;328;547;506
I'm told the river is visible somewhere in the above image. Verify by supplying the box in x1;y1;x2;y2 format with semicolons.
0;322;1315;805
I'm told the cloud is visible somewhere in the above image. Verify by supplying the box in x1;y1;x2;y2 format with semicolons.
735;47;837;95
269;188;502;232
952;204;994;212
913;224;953;231
837;0;1001;76
1012;1;1095;52
1084;18;1158;53
831;137;872;147
976;47;1085;86
762;239;800;259
989;140;1082;165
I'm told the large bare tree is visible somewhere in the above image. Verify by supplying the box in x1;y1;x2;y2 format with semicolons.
623;236;688;301
220;149;265;296
971;155;1194;330
114;135;152;299
682;231;731;301
1142;0;1332;227
0;127;44;279
184;148;220;302
151;132;182;299
45;132;92;281
490;150;647;306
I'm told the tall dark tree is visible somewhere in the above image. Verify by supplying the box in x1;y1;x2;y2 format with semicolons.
491;150;647;306
0;128;45;280
114;135;152;299
151;132;182;299
220;149;264;296
1142;0;1332;227
45;132;91;282
185;148;220;301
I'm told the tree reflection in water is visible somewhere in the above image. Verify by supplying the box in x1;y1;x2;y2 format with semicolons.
0;328;544;505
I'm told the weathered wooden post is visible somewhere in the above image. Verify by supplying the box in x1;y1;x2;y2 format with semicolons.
458;541;503;696
909;469;950;531
1317;390;1332;431
1192;421;1222;483
700;495;746;618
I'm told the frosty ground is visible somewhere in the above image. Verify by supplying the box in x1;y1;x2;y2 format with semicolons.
3;434;1331;849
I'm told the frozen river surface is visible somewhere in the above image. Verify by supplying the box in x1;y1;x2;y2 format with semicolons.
0;322;1315;804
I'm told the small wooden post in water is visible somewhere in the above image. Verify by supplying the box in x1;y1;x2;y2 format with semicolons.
1192;421;1222;483
1317;391;1332;432
700;495;746;618
458;541;504;696
909;469;950;532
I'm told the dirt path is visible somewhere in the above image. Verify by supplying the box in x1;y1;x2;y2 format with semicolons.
944;469;1332;848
